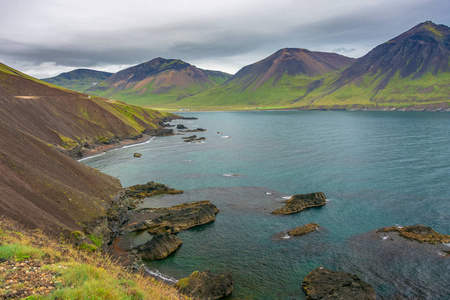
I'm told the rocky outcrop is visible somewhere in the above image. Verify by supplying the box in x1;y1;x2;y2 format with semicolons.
272;192;326;215
186;128;207;132
135;233;182;260
288;223;320;237
376;224;450;244
175;270;234;300
124;181;183;199
302;266;376;300
145;201;218;235
176;124;187;129
182;135;206;142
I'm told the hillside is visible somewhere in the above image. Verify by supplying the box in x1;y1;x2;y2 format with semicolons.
87;57;231;107
0;62;175;235
304;20;450;110
42;68;112;93
175;49;355;109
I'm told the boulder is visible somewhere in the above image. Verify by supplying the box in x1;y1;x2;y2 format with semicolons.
135;233;182;260
177;124;187;129
302;266;376;300
376;224;450;244
288;223;320;237
124;181;183;199
272;192;326;215
133;153;141;158
175;270;234;300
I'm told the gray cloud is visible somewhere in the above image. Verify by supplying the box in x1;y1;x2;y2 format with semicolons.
0;0;449;78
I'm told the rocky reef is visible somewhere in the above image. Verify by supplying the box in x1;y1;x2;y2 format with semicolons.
125;200;219;235
288;223;320;237
124;181;183;199
175;270;234;300
272;192;326;215
135;233;182;260
376;224;450;244
182;135;206;143
302;266;376;300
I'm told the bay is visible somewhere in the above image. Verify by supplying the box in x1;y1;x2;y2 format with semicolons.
84;111;450;299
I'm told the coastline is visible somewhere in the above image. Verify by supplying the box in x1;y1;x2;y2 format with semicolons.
78;134;154;161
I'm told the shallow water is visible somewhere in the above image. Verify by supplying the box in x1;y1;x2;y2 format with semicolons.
84;111;450;299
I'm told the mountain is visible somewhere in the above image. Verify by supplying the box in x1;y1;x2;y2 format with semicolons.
175;49;355;109
230;48;355;91
307;20;450;110
87;57;231;107
178;21;450;110
42;68;112;93
0;62;175;235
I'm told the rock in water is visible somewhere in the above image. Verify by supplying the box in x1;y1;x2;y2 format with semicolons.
177;124;187;129
288;223;320;236
133;153;141;158
302;267;376;300
125;181;183;199
135;233;182;260
175;270;234;300
376;224;450;244
146;200;219;235
272;192;326;215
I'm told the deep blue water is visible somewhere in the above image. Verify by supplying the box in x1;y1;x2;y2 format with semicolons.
83;111;450;299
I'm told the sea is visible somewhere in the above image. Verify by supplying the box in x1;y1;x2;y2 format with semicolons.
82;111;450;299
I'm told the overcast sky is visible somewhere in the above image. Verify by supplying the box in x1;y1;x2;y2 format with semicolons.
1;0;449;78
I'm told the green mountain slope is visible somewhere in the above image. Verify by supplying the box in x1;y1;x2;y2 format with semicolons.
175;48;355;110
87;57;231;108
42;69;112;93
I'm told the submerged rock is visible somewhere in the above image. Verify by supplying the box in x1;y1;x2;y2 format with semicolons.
272;192;326;215
124;181;183;199
302;266;376;300
135;233;182;260
175;270;234;300
376;224;450;244
288;223;320;237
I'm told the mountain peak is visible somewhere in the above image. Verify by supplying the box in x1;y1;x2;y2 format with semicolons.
388;20;450;43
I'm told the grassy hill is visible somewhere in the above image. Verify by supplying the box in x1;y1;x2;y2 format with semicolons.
42;68;113;93
87;57;231;108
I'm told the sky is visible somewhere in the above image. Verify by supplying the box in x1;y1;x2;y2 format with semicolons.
0;0;449;78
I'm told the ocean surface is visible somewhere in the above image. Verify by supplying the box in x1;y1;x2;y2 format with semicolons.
83;111;450;299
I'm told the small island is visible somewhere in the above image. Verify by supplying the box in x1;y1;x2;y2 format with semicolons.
272;192;326;215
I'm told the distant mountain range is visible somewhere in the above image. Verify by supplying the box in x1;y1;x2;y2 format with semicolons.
43;21;450;111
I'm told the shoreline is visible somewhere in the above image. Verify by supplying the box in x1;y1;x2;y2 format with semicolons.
78;134;154;161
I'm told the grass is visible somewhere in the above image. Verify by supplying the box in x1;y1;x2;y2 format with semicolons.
0;219;187;300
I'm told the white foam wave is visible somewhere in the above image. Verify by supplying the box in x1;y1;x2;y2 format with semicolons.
382;236;389;240
77;152;106;162
266;192;272;195
221;136;231;138
443;242;450;247
121;138;153;149
282;233;290;239
223;173;238;177
282;196;292;200
143;266;178;283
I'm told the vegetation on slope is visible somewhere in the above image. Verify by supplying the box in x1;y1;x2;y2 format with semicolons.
0;219;186;299
87;57;231;108
42;69;113;93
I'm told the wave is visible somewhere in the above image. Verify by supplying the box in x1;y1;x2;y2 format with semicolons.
120;138;153;149
282;196;292;200
77;152;106;162
223;173;238;177
143;266;178;283
221;136;231;138
282;233;290;239
443;242;450;247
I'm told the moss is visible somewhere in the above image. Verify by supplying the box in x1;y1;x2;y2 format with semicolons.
88;234;102;248
79;243;98;252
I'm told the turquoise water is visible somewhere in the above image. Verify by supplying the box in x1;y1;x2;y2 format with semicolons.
84;111;450;299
